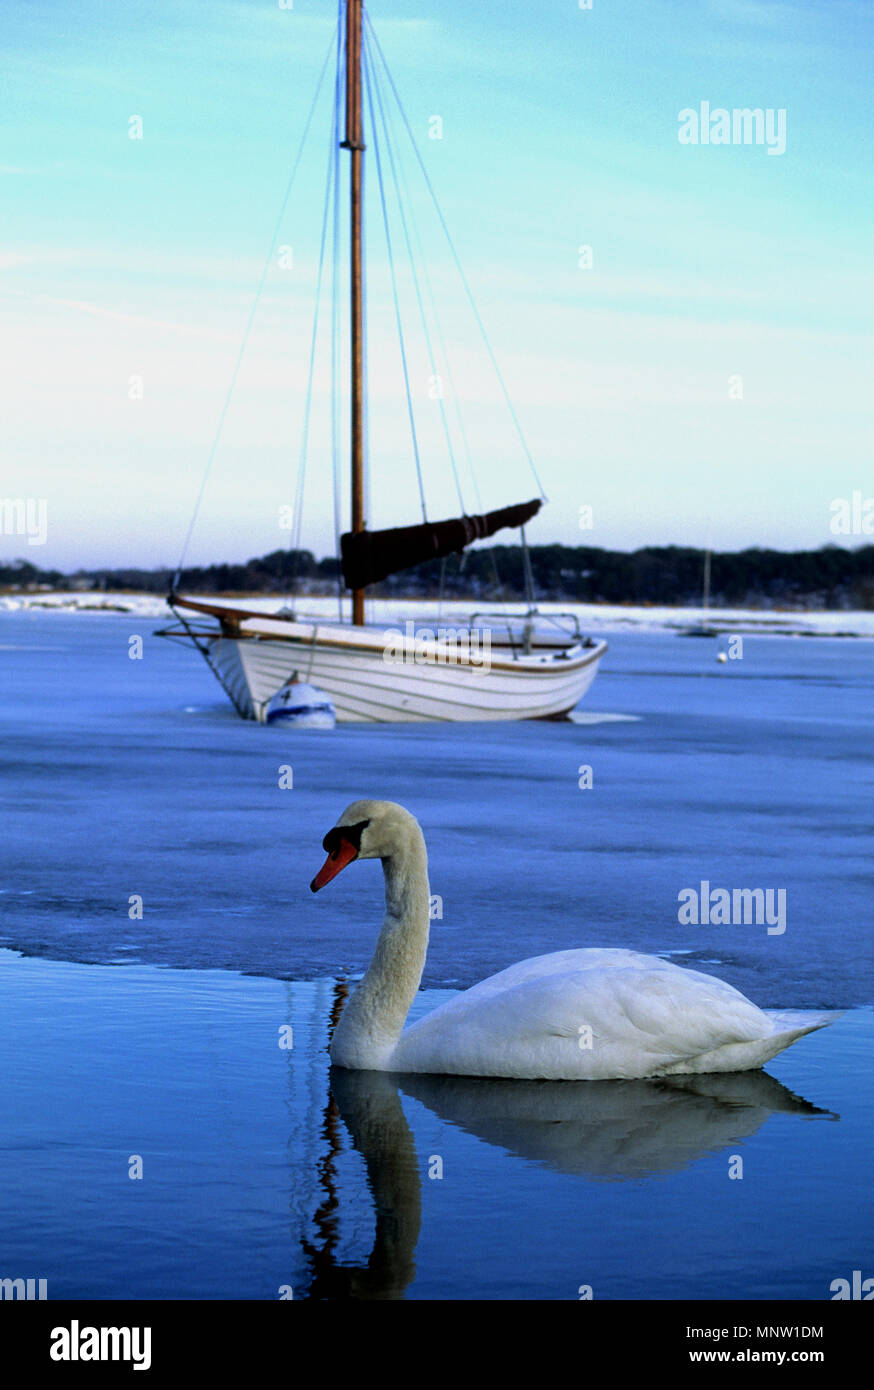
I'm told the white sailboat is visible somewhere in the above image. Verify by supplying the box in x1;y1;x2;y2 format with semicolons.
681;527;719;637
161;1;606;723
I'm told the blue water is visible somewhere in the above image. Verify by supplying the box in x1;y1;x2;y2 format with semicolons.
0;612;871;1298
0;952;868;1300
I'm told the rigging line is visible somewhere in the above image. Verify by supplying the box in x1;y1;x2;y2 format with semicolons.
361;113;370;541
384;117;505;592
332;8;344;619
363;16;500;599
364;13;547;504
365;26;465;514
171;25;338;594
397;140;479;512
289;61;342;598
520;523;537;606
388;108;488;541
361;26;428;523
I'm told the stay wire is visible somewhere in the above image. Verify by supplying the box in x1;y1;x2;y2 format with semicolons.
381;96;502;591
365;24;465;514
171;25;339;593
331;8;344;618
289;54;342;599
364;13;547;504
361;29;428;523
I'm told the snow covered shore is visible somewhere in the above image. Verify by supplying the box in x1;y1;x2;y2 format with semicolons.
3;590;874;638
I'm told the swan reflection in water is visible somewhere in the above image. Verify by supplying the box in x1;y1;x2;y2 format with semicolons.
299;1058;836;1300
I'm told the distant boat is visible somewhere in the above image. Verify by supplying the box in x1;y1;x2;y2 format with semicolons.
680;541;719;637
160;0;606;723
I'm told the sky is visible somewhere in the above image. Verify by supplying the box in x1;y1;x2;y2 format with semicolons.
1;0;872;571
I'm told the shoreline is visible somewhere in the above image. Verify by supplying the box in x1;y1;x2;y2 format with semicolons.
3;590;874;639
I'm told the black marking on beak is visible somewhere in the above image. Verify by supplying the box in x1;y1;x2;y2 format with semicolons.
322;819;370;855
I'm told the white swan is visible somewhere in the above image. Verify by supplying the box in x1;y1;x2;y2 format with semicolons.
311;800;836;1080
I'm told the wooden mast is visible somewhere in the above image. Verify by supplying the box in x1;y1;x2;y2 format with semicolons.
343;0;366;628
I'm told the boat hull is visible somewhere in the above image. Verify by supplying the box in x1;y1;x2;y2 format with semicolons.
210;632;604;722
164;602;606;723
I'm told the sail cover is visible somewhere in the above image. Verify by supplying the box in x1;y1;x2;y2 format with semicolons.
341;498;542;590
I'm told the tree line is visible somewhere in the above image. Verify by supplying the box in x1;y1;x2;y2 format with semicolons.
2;543;872;609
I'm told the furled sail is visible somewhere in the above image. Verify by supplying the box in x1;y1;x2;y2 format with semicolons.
340;498;542;591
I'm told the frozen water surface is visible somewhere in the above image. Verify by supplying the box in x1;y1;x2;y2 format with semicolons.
1;613;870;1007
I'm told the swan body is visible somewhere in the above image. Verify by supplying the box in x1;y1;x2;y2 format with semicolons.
311;800;835;1081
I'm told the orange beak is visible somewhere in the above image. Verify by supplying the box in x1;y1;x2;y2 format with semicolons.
310;837;359;892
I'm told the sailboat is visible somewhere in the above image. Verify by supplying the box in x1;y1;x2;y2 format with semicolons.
680;536;719;637
160;1;607;723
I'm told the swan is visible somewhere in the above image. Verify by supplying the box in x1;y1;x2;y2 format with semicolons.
311;799;836;1080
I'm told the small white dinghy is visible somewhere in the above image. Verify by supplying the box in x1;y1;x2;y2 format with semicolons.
265;681;336;728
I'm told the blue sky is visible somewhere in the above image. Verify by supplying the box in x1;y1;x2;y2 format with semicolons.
1;0;872;570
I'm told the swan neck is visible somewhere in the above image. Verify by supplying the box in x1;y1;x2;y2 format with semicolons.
331;827;430;1069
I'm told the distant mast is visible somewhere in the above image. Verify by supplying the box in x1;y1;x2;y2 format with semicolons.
702;520;712;613
342;0;366;627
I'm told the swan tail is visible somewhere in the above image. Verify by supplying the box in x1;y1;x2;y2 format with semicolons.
745;1010;842;1068
660;1010;841;1076
766;1009;843;1041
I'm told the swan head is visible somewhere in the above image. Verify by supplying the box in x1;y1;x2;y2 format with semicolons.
310;799;422;892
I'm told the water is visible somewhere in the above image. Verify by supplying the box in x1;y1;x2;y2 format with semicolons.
0;611;871;1298
0;952;868;1300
